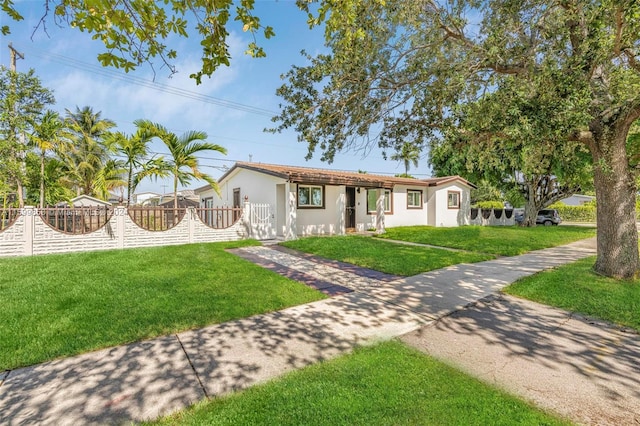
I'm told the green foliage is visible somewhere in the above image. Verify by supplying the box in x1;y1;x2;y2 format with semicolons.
151;341;568;426
471;180;503;204
137;120;227;208
0;67;55;206
2;0;277;83
475;201;504;209
505;257;640;331
548;203;597;223
0;241;324;370
62;106;117;198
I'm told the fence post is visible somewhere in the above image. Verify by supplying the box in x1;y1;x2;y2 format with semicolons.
116;206;125;249
23;206;35;256
244;201;252;239
188;207;195;243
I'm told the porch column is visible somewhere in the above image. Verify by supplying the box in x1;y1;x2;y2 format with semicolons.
285;182;297;240
375;188;386;234
337;186;346;235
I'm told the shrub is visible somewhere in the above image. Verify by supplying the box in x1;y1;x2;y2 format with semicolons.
549;203;596;222
475;200;504;209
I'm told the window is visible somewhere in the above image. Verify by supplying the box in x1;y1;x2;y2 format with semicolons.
447;191;460;209
367;189;392;213
407;190;423;209
298;185;324;208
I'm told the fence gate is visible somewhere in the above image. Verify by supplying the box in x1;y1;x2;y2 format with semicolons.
249;203;275;240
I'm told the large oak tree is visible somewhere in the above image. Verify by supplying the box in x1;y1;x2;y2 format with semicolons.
271;0;640;279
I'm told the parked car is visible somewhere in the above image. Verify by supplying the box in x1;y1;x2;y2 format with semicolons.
514;209;562;226
537;209;562;226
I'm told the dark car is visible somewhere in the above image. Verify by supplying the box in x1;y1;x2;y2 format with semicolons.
536;209;562;226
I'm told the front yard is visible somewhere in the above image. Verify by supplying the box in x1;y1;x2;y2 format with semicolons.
0;241;325;370
281;235;493;276
377;225;596;256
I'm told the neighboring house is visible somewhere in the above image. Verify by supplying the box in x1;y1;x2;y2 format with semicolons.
144;190;199;206
195;162;475;239
560;194;595;206
158;197;199;209
132;191;161;206
60;195;113;208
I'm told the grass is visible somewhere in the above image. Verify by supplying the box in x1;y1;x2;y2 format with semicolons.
0;241;325;371
281;235;494;276
150;341;568;426
378;225;596;256
504;256;640;331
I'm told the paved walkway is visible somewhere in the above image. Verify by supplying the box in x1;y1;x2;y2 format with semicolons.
2;236;636;425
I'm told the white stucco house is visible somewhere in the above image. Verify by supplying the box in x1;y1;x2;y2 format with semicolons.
195;162;475;239
559;194;595;206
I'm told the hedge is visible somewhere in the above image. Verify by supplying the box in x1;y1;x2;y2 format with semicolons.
549;203;640;222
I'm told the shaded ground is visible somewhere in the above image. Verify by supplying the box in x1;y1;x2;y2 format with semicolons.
402;294;640;426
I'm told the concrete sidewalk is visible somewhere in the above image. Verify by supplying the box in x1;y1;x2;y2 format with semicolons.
0;238;603;425
402;294;640;425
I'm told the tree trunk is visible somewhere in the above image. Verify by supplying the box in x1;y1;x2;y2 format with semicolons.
173;173;179;210
40;151;46;208
522;199;538;227
16;179;24;208
592;131;639;279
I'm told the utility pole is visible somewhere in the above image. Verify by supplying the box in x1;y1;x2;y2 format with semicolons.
8;43;24;71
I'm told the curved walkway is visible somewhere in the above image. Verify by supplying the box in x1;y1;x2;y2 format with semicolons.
2;237;637;425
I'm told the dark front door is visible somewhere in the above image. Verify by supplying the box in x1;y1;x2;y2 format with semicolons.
346;187;356;229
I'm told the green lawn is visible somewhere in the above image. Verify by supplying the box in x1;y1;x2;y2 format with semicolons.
150;341;568;426
504;256;640;331
281;235;494;276
0;241;325;370
378;225;596;256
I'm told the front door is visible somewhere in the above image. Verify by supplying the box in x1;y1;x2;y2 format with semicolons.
345;187;356;229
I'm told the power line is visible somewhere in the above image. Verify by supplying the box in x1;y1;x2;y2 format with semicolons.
22;46;278;117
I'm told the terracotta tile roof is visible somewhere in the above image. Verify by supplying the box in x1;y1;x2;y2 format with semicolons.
214;162;476;189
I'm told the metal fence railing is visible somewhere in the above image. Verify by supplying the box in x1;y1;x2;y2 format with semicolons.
127;207;187;231
196;207;243;229
38;207;114;234
0;208;20;232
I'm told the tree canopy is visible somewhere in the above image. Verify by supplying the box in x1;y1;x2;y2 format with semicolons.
1;0;281;83
272;0;640;279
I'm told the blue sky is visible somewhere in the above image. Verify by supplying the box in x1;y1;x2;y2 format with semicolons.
1;1;432;195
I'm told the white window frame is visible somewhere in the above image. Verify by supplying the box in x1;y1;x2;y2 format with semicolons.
407;190;423;209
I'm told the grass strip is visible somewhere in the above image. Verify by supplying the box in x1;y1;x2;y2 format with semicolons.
281;235;493;276
504;256;640;331
150;341;568;426
378;225;596;256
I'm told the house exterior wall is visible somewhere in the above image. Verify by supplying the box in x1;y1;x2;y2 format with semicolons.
353;185;429;229
295;184;344;236
203;169;284;207
431;183;471;227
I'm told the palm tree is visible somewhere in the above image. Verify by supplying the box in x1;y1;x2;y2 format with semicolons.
140;120;227;209
30;110;65;207
92;158;126;201
105;120;169;205
64;106;116;197
391;142;421;176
